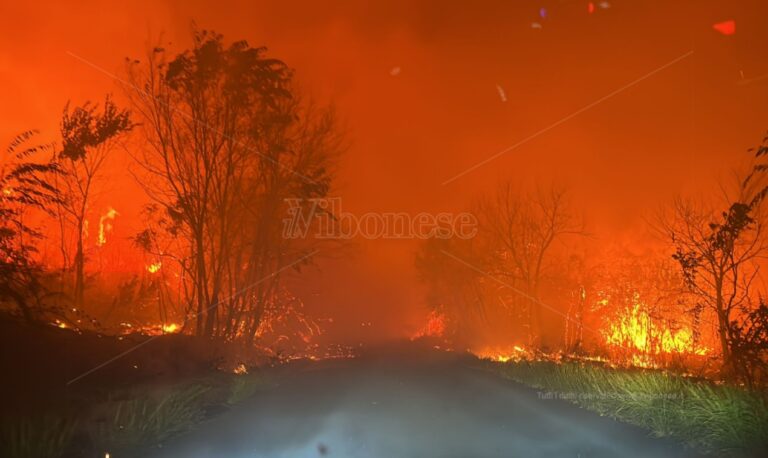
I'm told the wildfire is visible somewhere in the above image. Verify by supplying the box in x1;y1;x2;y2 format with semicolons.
411;310;446;340
119;322;181;335
603;298;708;359
97;207;118;246
473;345;530;362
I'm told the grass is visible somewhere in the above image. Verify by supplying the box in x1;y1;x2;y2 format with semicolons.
0;374;268;458
227;373;269;405
91;383;210;453
492;359;768;456
0;414;77;458
0;373;267;456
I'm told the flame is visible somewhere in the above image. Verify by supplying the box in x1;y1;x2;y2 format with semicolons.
474;345;529;362
162;323;179;333
97;207;118;246
120;322;180;335
411;310;446;339
146;261;162;273
2;187;12;196
233;363;248;375
603;297;708;358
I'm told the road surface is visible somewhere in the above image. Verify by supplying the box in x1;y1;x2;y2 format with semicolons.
150;345;697;458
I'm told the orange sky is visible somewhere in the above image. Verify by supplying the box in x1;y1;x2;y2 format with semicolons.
2;0;767;342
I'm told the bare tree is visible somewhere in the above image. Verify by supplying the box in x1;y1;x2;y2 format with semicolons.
416;184;583;349
478;184;583;344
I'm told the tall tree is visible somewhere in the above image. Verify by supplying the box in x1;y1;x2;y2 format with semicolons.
663;163;766;374
128;30;338;339
56;97;133;308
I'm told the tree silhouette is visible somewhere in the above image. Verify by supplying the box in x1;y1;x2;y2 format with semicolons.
56;96;133;309
664;136;768;376
0;131;60;322
128;30;339;339
478;184;583;344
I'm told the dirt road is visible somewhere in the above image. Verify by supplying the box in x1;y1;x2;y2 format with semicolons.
150;346;696;458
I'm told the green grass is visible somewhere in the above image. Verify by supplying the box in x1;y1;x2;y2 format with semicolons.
492;360;768;456
0;373;272;456
0;414;77;458
91;383;210;453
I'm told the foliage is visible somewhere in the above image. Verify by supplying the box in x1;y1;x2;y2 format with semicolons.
493;360;768;456
0;131;60;322
60;96;133;161
729;300;768;389
664;135;768;377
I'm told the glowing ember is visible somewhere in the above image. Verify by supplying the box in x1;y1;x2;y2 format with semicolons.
233;363;248;375
162;323;180;334
146;261;162;273
119;322;181;335
97;207;118;246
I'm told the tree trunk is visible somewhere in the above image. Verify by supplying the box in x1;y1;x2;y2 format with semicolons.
715;278;733;375
195;234;207;337
73;219;85;308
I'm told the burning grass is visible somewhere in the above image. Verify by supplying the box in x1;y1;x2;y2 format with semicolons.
489;359;768;456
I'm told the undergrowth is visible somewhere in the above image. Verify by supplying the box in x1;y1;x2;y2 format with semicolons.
494;360;768;456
